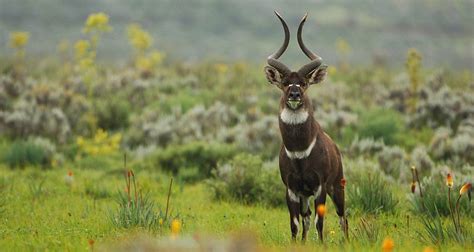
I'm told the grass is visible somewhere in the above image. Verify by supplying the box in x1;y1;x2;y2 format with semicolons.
0;164;472;251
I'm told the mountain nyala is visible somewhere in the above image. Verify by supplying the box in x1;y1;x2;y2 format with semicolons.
264;11;348;242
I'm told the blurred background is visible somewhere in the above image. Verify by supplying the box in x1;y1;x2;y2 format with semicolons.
0;0;473;68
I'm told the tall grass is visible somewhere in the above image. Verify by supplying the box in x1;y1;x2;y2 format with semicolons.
347;171;399;214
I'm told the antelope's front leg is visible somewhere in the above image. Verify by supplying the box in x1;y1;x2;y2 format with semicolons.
300;196;311;242
314;187;327;241
286;188;300;241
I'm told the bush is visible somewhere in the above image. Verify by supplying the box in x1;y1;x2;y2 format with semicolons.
347;170;399;213
3;138;56;168
377;145;406;180
96;98;130;130
210;154;285;207
154;141;237;182
357;109;403;145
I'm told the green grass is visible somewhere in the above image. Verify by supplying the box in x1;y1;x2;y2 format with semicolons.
0;164;472;251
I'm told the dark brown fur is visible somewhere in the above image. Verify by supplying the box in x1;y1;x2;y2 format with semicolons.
275;74;347;242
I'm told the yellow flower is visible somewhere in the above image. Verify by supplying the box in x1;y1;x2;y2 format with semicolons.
336;38;351;55
330;230;336;235
159;218;163;225
83;12;112;33
459;183;472;195
215;63;228;74
127;23;153;51
135;57;153;72
327;65;337;76
381;237;394;252
317;204;326;217
76;136;85;146
150;50;164;65
171;219;181;238
446;173;453;188
74;40;91;59
9;32;29;49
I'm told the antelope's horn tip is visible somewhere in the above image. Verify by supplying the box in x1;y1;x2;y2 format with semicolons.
274;10;281;17
301;13;308;21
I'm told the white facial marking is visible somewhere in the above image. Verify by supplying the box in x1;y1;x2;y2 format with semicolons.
285;137;317;159
280;108;308;125
288;188;300;203
314;186;322;199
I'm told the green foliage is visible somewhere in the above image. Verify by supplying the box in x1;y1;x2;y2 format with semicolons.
96;98;130;130
28;177;46;201
410;177;473;217
110;171;165;230
418;207;472;245
357;109;403;145
210;154;284;207
3;139;54;168
154;141;237;182
347;171;399;213
85;180;111;200
351;217;380;245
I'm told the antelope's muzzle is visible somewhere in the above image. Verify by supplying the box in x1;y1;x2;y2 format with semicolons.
286;85;303;110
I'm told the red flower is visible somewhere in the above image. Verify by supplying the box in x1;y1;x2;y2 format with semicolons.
340;178;346;188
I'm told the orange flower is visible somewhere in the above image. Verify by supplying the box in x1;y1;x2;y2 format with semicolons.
459;183;472;195
88;239;95;247
317;204;326;217
423;246;434;252
381;237;394;252
171;219;181;239
446;173;453;188
411;182;416;194
340;178;346;188
68;170;73;177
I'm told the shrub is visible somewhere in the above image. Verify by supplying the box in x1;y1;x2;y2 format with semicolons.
3;138;56;168
347;137;385;158
153;141;237;182
377;146;406;180
210;154;285;207
96;98;130;130
347;171;399;214
357;109;403;145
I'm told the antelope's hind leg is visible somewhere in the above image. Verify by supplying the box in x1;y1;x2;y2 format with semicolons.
286;189;300;241
330;183;349;239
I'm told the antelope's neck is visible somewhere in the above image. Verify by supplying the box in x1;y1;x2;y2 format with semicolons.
279;107;320;152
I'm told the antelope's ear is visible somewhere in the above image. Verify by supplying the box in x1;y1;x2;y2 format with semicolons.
264;66;283;88
308;65;328;85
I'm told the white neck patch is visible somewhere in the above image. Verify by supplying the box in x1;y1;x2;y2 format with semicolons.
280;108;309;125
285;137;317;159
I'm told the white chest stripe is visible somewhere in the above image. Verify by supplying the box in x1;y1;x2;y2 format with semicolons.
285;137;317;159
280;108;309;125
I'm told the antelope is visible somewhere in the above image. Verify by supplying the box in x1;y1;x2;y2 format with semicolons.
264;11;348;242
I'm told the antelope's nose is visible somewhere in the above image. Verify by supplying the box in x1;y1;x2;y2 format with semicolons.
289;91;301;100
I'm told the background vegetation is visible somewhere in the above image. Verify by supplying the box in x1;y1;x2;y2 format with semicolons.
0;1;473;251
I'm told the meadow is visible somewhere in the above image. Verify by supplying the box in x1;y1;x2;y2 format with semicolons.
0;12;473;251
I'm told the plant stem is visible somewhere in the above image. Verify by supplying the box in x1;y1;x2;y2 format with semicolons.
165;177;173;221
455;194;462;233
448;187;458;232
